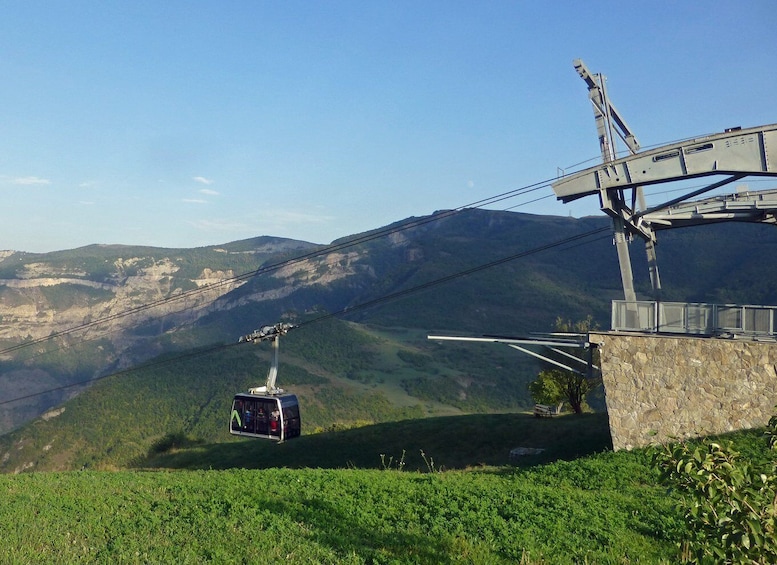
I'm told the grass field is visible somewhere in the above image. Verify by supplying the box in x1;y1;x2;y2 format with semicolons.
1;451;679;564
2;412;774;563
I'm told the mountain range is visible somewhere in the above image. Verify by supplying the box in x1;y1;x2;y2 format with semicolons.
2;208;777;471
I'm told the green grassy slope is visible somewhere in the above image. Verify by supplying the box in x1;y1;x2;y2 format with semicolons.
8;424;775;563
1;425;773;563
0;455;678;564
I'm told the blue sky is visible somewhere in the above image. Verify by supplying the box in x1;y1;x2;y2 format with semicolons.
1;1;775;252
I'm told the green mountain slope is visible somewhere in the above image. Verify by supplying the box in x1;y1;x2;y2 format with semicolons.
202;210;621;337
0;318;544;472
194;209;777;341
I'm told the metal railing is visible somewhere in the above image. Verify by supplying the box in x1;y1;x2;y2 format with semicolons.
611;300;777;338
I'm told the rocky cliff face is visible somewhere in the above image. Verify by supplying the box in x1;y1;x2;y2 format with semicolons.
0;237;319;433
0;234;392;369
0;255;244;347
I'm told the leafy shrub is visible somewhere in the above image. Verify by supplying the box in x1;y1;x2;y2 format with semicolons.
652;411;777;564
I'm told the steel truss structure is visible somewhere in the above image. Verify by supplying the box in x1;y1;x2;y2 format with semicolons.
552;59;777;304
429;61;777;377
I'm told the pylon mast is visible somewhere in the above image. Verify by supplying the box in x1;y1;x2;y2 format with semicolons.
573;59;661;303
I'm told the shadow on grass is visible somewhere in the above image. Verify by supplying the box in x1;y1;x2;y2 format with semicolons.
134;411;612;472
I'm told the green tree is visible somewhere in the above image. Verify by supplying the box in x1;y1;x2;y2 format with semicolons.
529;368;599;414
527;369;565;409
527;316;601;414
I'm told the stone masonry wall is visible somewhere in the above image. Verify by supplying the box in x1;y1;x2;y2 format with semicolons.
589;332;777;451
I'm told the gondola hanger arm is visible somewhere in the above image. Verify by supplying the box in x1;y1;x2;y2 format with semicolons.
238;322;297;344
237;322;297;396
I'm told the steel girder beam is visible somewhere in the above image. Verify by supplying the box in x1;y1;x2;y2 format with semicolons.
642;187;777;230
552;123;777;202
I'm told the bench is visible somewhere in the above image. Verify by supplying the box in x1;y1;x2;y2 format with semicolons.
533;404;561;418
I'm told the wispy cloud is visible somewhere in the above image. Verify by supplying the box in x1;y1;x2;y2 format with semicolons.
11;176;51;186
199;188;219;196
182;198;207;204
193;176;213;185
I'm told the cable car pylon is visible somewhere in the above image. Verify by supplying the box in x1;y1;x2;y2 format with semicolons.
553;59;777;309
